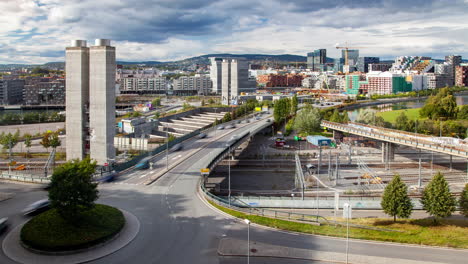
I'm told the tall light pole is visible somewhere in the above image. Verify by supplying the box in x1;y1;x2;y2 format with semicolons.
244;219;251;264
228;145;231;207
166;123;169;170
344;203;351;264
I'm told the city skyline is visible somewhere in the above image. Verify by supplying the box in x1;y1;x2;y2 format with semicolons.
1;0;468;64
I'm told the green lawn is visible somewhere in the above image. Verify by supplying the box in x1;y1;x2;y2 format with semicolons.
209;200;468;248
376;108;422;123
21;204;125;251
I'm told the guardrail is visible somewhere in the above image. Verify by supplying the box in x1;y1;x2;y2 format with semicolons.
322;121;468;158
0;171;50;183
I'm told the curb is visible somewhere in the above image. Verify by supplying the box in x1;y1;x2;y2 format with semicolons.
2;209;140;264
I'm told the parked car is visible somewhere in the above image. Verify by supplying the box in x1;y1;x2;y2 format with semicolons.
0;217;8;234
197;133;207;139
217;125;225;130
226;124;235;129
266;118;271;122
22;199;50;216
170;143;183;151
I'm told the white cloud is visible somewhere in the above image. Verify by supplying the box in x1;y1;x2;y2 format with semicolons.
0;0;467;63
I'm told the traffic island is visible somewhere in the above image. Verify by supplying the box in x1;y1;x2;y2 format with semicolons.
20;204;124;253
2;207;140;264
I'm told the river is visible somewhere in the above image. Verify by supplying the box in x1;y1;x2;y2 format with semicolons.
348;94;468;121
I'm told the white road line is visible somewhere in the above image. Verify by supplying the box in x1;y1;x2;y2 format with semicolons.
171;154;182;160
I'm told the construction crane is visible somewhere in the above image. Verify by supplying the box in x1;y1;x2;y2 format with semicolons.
335;43;365;72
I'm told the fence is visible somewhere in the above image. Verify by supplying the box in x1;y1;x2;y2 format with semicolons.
0;171;50;183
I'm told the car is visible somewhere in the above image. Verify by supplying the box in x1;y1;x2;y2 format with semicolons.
170;143;183;151
217;125;225;130
197;133;207;139
22;199;50;216
96;171;117;182
135;157;152;170
245;119;250;123
0;217;8;234
236;120;241;124
266;118;271;122
226;124;235;129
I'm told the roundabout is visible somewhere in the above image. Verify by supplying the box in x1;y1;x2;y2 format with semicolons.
2;208;139;264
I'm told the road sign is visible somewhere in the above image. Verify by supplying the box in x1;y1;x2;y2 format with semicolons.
200;168;210;175
255;107;261;112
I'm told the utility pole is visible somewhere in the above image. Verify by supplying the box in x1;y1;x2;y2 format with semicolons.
166;124;169;170
418;149;422;189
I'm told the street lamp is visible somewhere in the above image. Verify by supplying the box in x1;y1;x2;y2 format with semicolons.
228;145;231;207
165;123;169;170
343;203;351;264
243;219;251;264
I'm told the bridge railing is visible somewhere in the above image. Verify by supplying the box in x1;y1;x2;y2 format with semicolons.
322;121;468;158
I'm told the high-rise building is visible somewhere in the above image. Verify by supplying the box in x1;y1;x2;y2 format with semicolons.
0;79;25;105
368;63;392;72
220;58;255;105
357;57;380;73
66;40;89;160
455;65;468;87
445;55;462;86
342;50;359;66
89;39;116;165
120;77;167;94
66;39;116;165
209;57;223;94
307;49;327;71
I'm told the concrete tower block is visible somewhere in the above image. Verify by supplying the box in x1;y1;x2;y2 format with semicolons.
221;59;231;105
66;40;89;160
89;39;116;164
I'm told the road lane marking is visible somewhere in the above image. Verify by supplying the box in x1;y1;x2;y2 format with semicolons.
171;154;182;160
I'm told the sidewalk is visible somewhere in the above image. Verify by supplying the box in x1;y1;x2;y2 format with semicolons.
218;237;447;264
2;209;140;264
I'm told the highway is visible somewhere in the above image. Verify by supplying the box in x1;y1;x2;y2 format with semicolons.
1;116;467;263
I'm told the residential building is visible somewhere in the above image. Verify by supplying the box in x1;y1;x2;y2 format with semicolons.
368;63;392;72
0;79;25;105
120;77;167;94
173;75;212;95
455;65;468;87
445;55;462;86
358;72;412;95
426;73;452;89
357;57;380;73
307;49;327;71
24;79;66;105
257;73;304;88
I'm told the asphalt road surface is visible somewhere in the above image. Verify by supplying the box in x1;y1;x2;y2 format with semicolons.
1;116;467;264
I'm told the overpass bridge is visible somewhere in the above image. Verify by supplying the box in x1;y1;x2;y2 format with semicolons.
321;121;468;160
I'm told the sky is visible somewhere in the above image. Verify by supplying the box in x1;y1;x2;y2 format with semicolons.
1;0;468;64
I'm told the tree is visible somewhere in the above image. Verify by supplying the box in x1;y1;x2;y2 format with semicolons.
0;130;20;160
201;99;205;106
153;112;160;119
329;109;342;123
40;132;51;151
151;97;161;107
24;133;33;158
48;158;98;222
341;111;350;123
291;94;298;115
49;132;61;150
208;98;215;104
293;105;322;134
381;174;413;222
421;172;457;222
458;105;468;120
395;112;410;131
459;184;468;217
222;112;232;122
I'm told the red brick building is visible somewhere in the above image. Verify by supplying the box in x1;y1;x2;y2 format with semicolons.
257;73;304;87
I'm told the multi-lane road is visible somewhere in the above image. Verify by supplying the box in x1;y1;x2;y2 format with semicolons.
1;116;467;264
